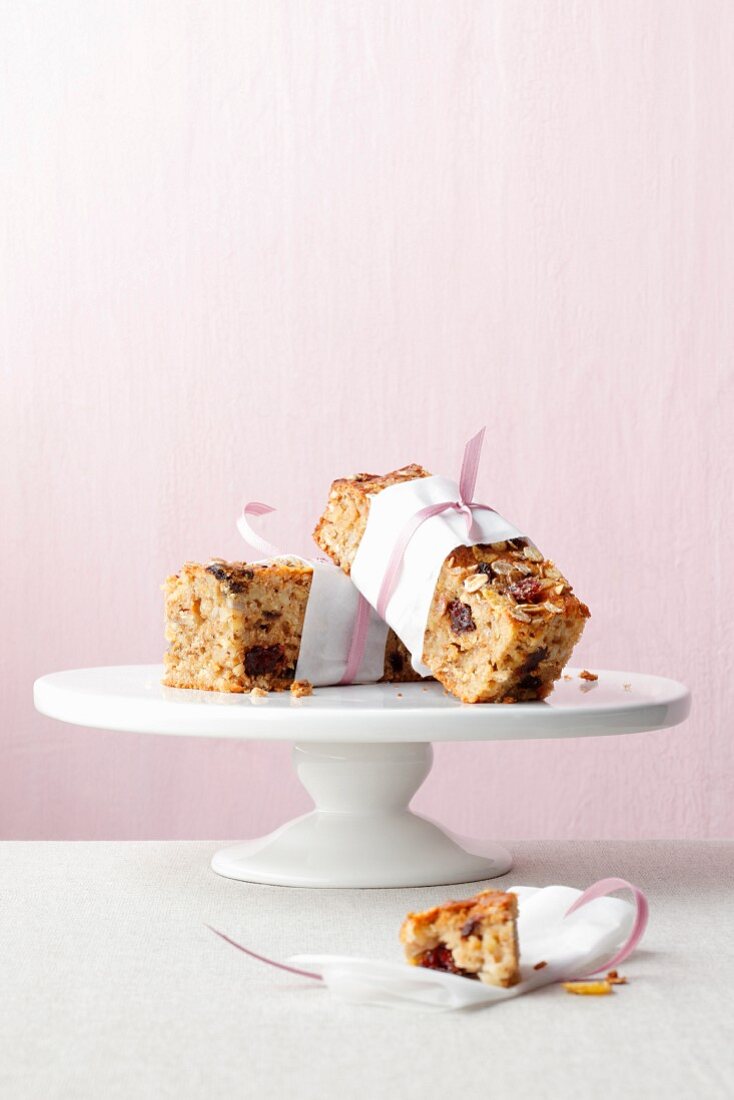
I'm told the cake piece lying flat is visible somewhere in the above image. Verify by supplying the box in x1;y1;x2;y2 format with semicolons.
163;559;418;693
400;889;520;987
313;465;589;703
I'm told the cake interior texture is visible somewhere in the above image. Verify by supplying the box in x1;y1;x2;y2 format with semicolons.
400;889;520;988
313;465;590;703
163;559;418;693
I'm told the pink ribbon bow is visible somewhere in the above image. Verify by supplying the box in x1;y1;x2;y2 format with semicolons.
236;501;369;686
376;427;494;619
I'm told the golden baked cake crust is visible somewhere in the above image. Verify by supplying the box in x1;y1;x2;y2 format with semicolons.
163;559;419;693
313;465;589;703
312;464;431;575
400;889;520;988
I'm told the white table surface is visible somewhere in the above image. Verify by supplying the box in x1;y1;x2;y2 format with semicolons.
1;840;732;1100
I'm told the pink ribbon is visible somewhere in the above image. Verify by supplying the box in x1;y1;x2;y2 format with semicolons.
236;502;282;559
338;589;373;686
564;877;649;974
206;925;322;981
375;427;495;620
236;501;370;686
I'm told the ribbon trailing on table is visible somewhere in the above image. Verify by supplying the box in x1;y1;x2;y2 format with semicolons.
236;501;372;686
206;926;323;981
206;878;650;1011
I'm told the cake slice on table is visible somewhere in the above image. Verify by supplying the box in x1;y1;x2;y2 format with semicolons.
400;889;520;987
313;464;589;703
163;559;418;693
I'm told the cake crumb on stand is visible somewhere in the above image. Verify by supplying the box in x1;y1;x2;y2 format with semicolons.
290;680;313;698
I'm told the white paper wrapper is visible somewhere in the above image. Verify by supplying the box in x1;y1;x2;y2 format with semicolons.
350;476;525;675
256;557;389;687
289;884;635;1012
296;559;390;686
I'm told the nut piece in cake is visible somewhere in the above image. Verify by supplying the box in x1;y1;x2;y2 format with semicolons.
313;465;590;704
400;889;520;988
163;559;420;693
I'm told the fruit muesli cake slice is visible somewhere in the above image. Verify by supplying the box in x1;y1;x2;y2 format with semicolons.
400;889;520;987
163;559;418;693
313;465;589;703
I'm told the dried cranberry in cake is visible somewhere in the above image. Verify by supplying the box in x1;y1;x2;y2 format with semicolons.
519;646;549;674
507;576;545;604
517;674;541;693
244;644;286;677
388;650;404;674
419;944;470;976
205;561;254;593
447;599;476;635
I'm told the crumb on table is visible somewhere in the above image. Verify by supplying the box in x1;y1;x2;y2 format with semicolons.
579;670;599;682
290;679;313;698
562;980;613;996
250;686;269;700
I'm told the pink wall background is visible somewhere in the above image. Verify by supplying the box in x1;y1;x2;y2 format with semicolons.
2;0;732;840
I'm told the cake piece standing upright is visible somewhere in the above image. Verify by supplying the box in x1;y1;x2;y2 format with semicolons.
313;464;589;703
163;559;419;693
400;889;520;987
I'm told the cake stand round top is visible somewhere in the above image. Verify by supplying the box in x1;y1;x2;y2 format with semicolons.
33;665;690;743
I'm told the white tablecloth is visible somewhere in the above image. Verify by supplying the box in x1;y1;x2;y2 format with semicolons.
1;841;732;1099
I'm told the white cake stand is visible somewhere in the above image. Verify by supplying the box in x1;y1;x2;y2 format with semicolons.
33;666;690;889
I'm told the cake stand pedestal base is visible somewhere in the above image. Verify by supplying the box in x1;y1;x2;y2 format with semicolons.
211;741;512;889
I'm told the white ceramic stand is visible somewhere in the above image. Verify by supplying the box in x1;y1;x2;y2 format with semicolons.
33;666;690;889
213;742;511;887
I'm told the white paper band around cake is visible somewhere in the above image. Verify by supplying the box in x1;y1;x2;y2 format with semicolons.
237;507;389;688
351;473;525;676
292;558;389;686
